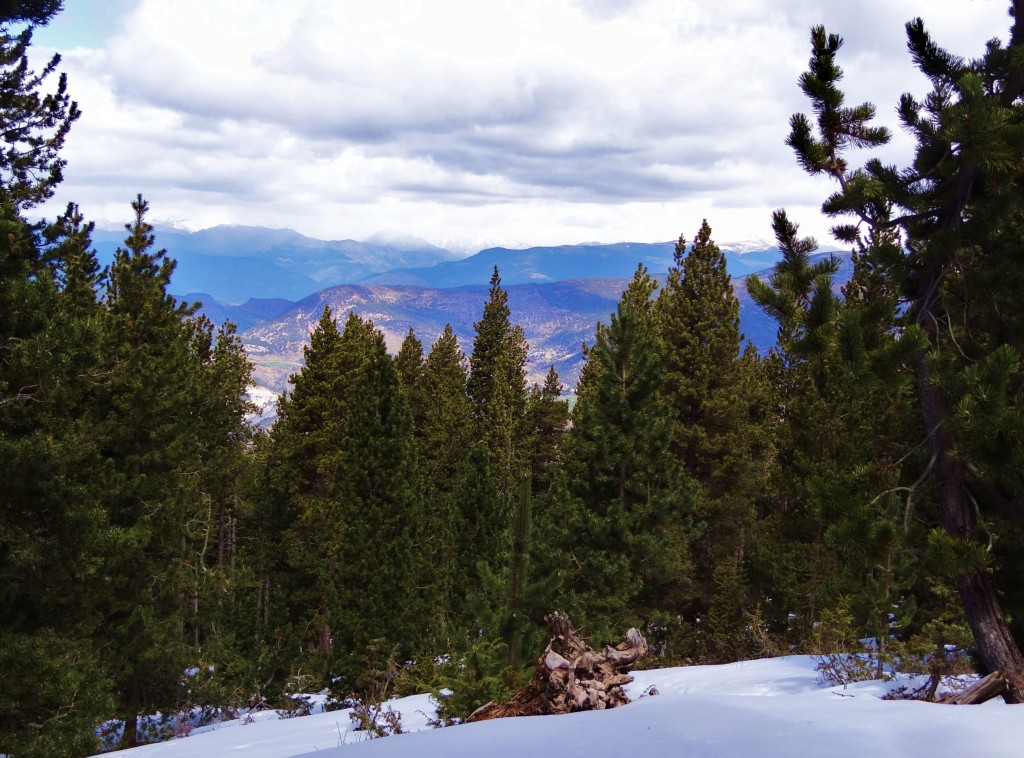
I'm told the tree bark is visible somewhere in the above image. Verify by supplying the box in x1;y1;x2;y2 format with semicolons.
916;313;1024;703
946;671;1006;705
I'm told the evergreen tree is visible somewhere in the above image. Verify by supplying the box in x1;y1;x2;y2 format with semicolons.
567;265;694;641
467;266;530;497
747;209;927;655
0;9;111;754
420;324;473;495
0;1;78;209
527;365;570;497
0;212;113;757
89;197;215;746
269;308;362;664
415;325;472;632
269;311;426;690
783;10;1024;697
178;319;256;701
328;321;423;684
395;327;427;434
656;221;772;654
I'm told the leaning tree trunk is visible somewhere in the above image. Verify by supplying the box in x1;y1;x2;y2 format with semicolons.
916;302;1024;704
465;612;648;722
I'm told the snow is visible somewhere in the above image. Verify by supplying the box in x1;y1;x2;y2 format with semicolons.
97;656;1024;758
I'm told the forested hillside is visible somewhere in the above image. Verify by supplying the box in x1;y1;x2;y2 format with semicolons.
4;2;1024;756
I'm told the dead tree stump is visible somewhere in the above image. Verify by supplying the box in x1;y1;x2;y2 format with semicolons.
465;612;648;723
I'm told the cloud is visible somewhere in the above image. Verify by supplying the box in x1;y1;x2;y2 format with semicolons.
30;0;1015;248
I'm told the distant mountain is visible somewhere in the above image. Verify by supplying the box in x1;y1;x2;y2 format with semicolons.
91;225;464;304
91;225;809;305
228;250;854;424
180;294;297;333
358;241;786;288
238;279;627;397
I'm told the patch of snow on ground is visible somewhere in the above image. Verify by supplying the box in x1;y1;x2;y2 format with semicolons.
100;656;1024;758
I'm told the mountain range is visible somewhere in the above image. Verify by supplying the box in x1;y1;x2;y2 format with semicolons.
91;224;847;424
90;225;463;303
92;224;788;304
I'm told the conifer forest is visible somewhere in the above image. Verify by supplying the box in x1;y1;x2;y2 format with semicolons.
5;1;1024;755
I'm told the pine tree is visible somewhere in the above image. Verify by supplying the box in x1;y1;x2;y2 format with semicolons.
0;8;112;753
527;365;570;497
328;321;423;685
567;265;694;641
747;211;927;655
783;10;1024;697
269;307;361;664
269;311;426;690
87;197;216;746
177;319;256;702
656;221;772;654
395;327;427;433
415;325;472;632
467;266;530;498
420;324;473;494
0;1;78;209
0;212;114;756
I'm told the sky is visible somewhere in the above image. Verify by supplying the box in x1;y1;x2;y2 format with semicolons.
28;0;1013;252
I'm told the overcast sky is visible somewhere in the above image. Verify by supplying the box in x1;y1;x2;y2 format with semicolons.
29;0;1012;252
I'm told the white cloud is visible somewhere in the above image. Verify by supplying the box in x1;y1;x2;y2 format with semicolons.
29;0;1014;249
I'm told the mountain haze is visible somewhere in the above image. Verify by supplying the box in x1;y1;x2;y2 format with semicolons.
358;241;785;288
90;225;791;304
90;225;464;303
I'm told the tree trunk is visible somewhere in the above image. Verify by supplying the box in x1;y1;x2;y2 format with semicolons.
120;711;138;749
916;346;1024;703
905;0;1024;705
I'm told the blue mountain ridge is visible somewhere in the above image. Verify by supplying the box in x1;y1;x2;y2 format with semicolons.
90;224;792;304
90;225;462;304
357;242;784;288
217;252;852;405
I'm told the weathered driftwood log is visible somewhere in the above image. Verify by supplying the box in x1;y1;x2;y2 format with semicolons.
944;671;1007;705
465;612;648;723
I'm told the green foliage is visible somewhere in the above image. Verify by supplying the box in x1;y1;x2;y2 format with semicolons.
781;7;1024;694
0;631;112;758
8;1;1024;738
567;265;695;640
267;310;427;689
430;636;518;724
0;10;79;209
527;365;569;497
657;221;773;657
467;266;530;497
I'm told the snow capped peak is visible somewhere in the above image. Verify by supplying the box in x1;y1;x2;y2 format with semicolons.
719;238;776;253
364;230;448;253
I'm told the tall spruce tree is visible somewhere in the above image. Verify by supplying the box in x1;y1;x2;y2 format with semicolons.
269;307;361;665
567;265;694;641
656;221;772;656
414;325;472;631
0;8;114;751
467;266;530;498
329;319;422;684
90;197;218;746
527;365;570;497
270;311;425;690
395;327;428;433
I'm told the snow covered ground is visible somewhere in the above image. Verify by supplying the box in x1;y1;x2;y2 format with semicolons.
101;656;1024;757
